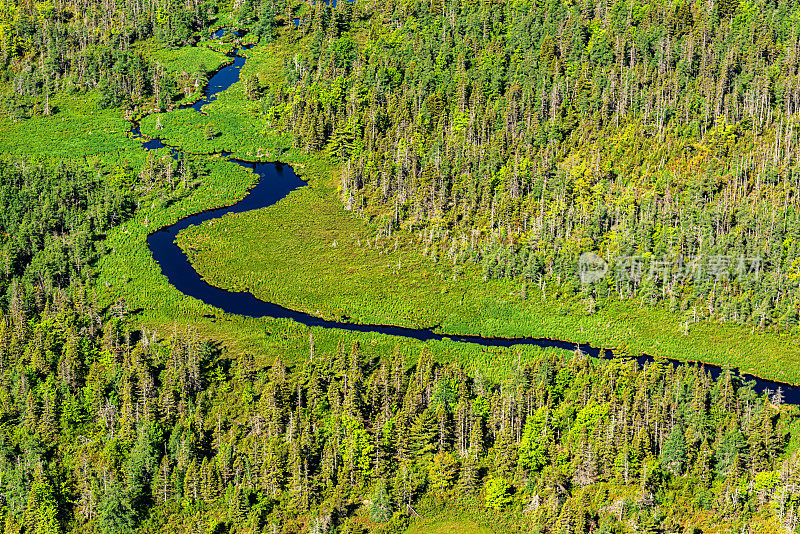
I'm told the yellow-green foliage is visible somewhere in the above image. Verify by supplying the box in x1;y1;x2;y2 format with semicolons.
406;519;495;534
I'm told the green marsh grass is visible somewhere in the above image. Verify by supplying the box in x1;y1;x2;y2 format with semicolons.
0;91;142;160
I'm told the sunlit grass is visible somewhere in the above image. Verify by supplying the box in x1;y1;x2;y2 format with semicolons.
150;43;230;76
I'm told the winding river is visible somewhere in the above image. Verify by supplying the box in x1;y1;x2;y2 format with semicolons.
133;31;800;403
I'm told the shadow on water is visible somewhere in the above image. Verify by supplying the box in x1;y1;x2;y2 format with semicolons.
132;30;800;404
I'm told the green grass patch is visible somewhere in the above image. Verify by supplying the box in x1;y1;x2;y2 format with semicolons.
151;44;230;76
139;103;290;157
0;91;142;161
403;502;503;534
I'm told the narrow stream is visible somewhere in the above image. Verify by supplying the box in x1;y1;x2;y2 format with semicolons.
133;30;800;403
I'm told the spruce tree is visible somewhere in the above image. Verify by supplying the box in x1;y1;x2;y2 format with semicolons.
370;479;392;523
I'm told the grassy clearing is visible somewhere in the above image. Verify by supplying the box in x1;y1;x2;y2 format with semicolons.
139;104;290;157
0;91;142;161
403;503;501;534
0;37;227;161
151;44;230;76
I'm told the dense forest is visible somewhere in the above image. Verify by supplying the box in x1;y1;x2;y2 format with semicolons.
267;0;800;332
0;158;134;302
1;288;800;533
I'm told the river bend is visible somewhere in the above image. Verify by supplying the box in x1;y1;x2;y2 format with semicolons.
132;30;800;404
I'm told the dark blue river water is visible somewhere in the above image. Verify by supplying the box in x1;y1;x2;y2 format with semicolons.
132;31;800;403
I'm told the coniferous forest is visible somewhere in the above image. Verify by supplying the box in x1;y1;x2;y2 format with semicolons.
277;0;800;332
3;0;800;532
